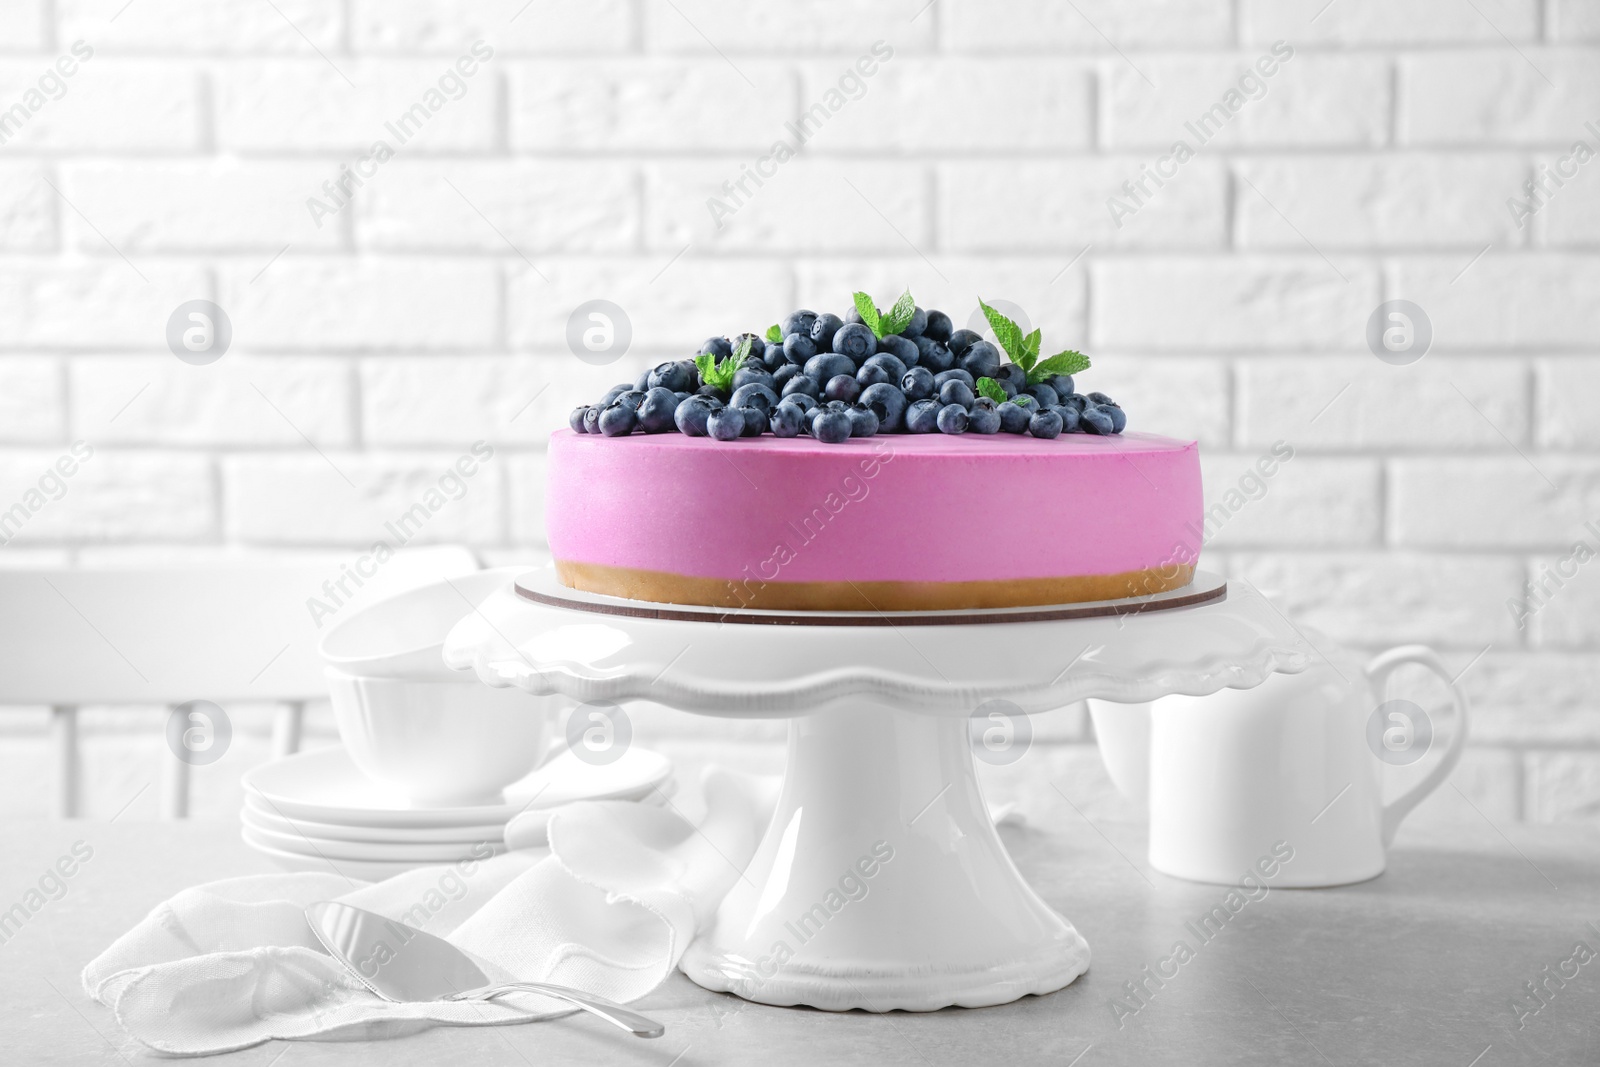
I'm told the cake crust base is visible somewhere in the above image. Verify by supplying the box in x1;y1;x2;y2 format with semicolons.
555;559;1196;613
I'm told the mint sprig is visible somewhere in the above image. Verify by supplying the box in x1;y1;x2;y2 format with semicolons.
852;289;916;340
695;336;750;392
976;377;1008;404
1033;349;1091;380
765;323;783;344
977;298;1091;386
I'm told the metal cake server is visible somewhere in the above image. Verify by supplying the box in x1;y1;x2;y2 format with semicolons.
305;900;664;1039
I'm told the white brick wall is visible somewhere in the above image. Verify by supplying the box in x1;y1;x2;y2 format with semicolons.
0;0;1597;824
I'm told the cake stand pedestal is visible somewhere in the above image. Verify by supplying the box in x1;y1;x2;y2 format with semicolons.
443;569;1313;1013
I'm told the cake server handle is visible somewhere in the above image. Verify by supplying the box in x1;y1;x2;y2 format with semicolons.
450;981;665;1038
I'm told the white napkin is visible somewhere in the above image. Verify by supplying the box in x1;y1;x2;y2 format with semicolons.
82;768;779;1057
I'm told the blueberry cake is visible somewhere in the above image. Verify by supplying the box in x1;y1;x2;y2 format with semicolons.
553;292;1202;612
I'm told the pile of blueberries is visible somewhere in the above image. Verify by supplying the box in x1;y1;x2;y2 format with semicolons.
568;304;1126;444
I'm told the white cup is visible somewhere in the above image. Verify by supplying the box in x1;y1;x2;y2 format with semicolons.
1091;645;1468;887
326;668;560;807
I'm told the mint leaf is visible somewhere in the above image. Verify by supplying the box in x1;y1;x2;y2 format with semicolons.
1023;328;1041;362
978;299;1027;368
765;323;782;344
1010;393;1036;408
697;341;748;392
976;377;1007;404
881;290;917;336
852;292;883;338
1030;350;1091;384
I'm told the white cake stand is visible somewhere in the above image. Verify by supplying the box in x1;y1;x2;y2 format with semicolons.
442;568;1313;1013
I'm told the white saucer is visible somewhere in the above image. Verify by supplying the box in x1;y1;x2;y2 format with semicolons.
238;830;455;882
241;800;507;844
242;745;674;828
236;825;496;863
241;811;506;861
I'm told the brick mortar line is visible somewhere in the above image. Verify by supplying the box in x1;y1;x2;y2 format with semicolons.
9;43;1597;58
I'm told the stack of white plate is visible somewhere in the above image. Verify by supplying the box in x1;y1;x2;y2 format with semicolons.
241;745;675;881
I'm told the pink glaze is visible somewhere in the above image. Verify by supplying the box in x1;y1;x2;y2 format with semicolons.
545;430;1203;586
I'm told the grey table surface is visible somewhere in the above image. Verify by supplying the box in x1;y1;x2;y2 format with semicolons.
2;818;1596;1067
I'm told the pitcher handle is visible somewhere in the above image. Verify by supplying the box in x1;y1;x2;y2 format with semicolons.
1367;645;1470;847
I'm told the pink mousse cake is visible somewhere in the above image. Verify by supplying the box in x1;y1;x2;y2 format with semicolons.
545;429;1203;612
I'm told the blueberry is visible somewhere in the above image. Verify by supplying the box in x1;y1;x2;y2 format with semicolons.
832;322;877;366
995;363;1028;389
695;383;726;400
1055;404;1081;434
732;366;776;394
824;374;860;404
783;333;817;366
825;399;849;412
901;366;936;401
761;343;788;373
857;363;892;388
707;406;747;441
734;332;767;361
804;352;856;384
769;404;804;437
995;378;1019;399
1029;408;1064;439
1060;392;1088;413
1088;391;1114;406
864;351;908;381
934;368;975;391
900;306;929;338
847;404;880;437
859;383;907;431
633;368;652;391
637;387;679;433
599;403;638;436
958;340;1001;381
812;408;852;444
998;400;1031;434
675;395;720;436
877;334;920;367
610;390;646;413
599;383;632;408
947;329;982;358
781;374;820;400
740;406;768;436
844;305;864;326
1046;374;1075;399
939;379;975;409
731;382;780;413
904;398;941;433
583;406;602;434
569;406;590;433
648;360;696;393
1081;405;1115;435
968;403;1001;434
1105;404;1127;433
673;390;690;405
810;313;844;352
913;336;954;373
1027;383;1060;408
699;336;732;359
772;364;800;390
782;393;819;414
923;310;952;343
936;403;969;434
781;310;817;339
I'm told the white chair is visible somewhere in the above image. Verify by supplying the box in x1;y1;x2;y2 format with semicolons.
0;546;480;818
